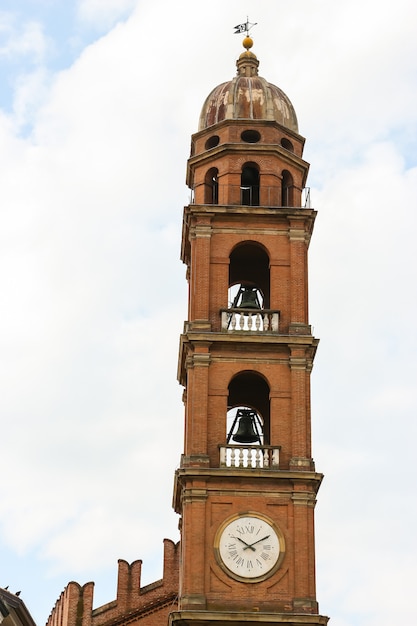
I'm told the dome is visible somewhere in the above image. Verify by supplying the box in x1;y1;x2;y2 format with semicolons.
198;42;298;133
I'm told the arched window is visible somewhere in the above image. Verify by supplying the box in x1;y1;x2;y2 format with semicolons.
241;163;259;206
204;167;219;204
229;242;270;308
281;170;294;207
227;372;271;445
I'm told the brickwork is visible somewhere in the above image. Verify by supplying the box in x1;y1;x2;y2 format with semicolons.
172;43;328;626
175;472;321;614
188;120;308;209
46;541;179;626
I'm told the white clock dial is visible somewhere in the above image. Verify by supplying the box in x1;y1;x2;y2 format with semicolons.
216;513;283;581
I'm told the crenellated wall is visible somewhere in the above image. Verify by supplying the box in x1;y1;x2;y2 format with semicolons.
46;540;179;626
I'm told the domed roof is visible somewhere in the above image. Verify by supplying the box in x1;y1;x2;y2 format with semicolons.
198;38;298;133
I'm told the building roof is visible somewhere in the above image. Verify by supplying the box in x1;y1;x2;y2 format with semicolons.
0;588;37;626
198;37;298;133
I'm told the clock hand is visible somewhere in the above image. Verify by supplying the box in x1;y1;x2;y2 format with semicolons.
230;535;256;551
246;534;271;549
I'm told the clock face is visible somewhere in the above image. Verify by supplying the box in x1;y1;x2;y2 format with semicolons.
215;513;283;582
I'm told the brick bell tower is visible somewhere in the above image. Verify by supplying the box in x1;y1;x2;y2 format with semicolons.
171;36;328;626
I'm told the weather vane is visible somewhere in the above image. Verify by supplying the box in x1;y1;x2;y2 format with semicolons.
234;17;257;37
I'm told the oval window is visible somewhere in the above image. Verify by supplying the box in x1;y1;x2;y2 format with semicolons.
205;135;220;149
280;138;294;151
241;130;261;143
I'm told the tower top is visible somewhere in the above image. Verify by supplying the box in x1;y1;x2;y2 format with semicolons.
236;36;259;77
198;38;299;133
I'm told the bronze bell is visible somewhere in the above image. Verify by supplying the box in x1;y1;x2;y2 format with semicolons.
232;409;259;443
239;286;261;309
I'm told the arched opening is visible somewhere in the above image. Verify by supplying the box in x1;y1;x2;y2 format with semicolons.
241;162;259;206
281;170;294;207
204;167;219;204
229;242;270;308
227;372;270;445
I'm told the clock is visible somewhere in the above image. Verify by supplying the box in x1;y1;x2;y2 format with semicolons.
214;512;284;582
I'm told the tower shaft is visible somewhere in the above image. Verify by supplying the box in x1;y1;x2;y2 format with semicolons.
171;39;328;626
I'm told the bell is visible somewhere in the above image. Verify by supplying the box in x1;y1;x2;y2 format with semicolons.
239;287;261;309
232;409;259;443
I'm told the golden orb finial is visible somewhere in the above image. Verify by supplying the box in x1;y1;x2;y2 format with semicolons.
242;36;253;51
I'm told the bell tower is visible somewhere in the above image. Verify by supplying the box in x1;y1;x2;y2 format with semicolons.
171;36;328;626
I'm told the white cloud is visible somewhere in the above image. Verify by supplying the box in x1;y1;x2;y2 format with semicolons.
76;0;139;29
0;12;52;131
310;134;417;626
12;67;51;129
0;17;47;63
257;1;417;177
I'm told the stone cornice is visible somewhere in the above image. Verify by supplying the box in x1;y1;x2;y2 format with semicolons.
170;610;329;626
174;466;323;485
184;204;316;220
181;330;318;347
187;143;309;187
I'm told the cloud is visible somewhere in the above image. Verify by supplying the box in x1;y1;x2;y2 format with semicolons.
76;0;139;29
310;136;417;625
12;67;51;129
0;15;47;63
0;11;53;131
256;0;417;179
0;8;187;573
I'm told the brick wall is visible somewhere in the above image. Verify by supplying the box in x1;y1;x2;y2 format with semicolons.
46;540;179;626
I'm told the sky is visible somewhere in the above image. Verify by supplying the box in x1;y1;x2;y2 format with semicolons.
0;1;416;625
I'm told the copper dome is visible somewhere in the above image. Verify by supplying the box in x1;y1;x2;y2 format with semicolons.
198;43;298;133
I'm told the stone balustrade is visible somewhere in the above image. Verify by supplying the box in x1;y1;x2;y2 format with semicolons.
219;445;280;469
221;309;279;332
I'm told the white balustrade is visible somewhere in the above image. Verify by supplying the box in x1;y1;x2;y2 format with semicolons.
219;445;280;469
221;309;279;332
